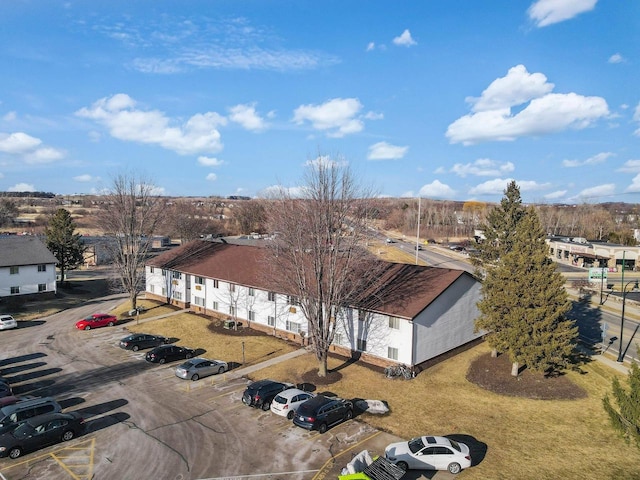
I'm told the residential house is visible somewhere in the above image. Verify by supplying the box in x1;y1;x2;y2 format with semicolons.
0;235;57;300
145;239;483;368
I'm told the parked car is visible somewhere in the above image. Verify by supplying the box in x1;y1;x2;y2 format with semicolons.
0;315;17;331
75;313;117;330
175;358;227;381
0;397;62;430
414;245;423;251
292;395;353;433
145;345;195;364
385;238;396;243
270;388;315;419
0;382;12;399
0;412;85;459
241;379;294;411
119;333;168;351
384;435;472;474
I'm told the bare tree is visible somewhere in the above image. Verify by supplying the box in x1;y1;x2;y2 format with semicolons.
100;173;164;310
264;158;379;377
233;200;267;234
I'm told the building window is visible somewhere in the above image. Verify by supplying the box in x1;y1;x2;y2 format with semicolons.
195;276;204;285
161;287;166;296
388;316;400;329
212;301;219;311
173;291;182;300
161;269;167;277
10;266;19;275
149;285;155;294
194;296;205;307
38;284;46;292
268;315;275;327
248;287;255;297
150;266;155;274
388;347;399;360
38;264;46;272
286;321;300;333
248;310;256;321
229;305;236;316
172;271;181;279
268;291;276;302
287;295;299;306
10;286;19;294
358;310;366;322
229;283;236;292
333;333;343;345
357;339;367;352
213;279;219;288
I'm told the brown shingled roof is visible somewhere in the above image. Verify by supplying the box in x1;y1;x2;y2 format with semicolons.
147;239;469;320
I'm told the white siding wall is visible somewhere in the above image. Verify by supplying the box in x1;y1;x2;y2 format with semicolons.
411;274;482;364
0;263;56;297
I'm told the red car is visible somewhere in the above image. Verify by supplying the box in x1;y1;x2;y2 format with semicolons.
75;313;117;330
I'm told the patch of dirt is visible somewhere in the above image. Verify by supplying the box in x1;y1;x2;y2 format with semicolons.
206;321;274;337
466;352;587;400
300;369;343;386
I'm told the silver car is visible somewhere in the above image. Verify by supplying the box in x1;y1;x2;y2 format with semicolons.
175;358;228;381
0;316;17;331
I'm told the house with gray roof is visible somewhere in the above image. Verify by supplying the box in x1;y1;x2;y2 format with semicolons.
0;235;57;300
144;239;483;368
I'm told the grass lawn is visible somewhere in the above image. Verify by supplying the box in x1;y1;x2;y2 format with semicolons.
116;301;640;480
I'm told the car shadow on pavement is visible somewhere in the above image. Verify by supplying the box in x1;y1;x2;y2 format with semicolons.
58;397;87;409
84;411;131;434
15;320;47;329
0;361;49;376
0;352;47;367
73;398;128;418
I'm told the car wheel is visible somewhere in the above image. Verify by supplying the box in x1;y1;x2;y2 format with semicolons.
84;325;91;330
218;366;225;374
185;353;193;359
318;423;328;434
396;461;408;471
158;358;166;364
132;345;139;352
8;447;22;459
448;462;462;474
191;374;199;381
108;321;114;327
62;430;75;441
344;409;353;421
261;401;271;411
287;411;295;420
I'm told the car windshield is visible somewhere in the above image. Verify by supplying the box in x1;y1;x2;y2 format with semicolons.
408;437;426;454
180;361;196;368
13;423;36;439
83;315;95;321
273;395;287;405
449;440;462;452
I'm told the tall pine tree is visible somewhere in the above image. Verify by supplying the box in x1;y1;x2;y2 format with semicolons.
45;208;86;283
476;184;578;376
603;349;640;448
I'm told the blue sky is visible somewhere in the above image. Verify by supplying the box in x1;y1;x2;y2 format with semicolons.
0;0;638;204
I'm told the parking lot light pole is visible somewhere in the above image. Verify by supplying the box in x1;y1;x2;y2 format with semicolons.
617;279;639;363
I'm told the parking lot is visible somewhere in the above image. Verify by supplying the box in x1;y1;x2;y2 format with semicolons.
0;297;411;480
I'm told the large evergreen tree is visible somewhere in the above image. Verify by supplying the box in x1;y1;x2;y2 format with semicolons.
603;350;640;448
476;183;578;376
45;208;86;283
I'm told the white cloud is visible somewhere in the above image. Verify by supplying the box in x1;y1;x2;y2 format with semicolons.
0;172;4;179
73;174;97;182
450;158;515;177
616;160;640;173
393;29;417;47
366;42;375;52
469;178;514;195
76;93;227;155
259;185;308;199
206;173;217;181
626;174;640;193
608;53;625;64
8;182;35;192
367;142;408;160
197;156;224;167
418;180;456;198
562;151;614;167
304;155;347;169
228;103;268;131
2;111;16;122
575;183;616;199
293;98;372;138
634;103;640;122
0;132;64;164
528;0;597;28
446;65;609;145
544;190;568;199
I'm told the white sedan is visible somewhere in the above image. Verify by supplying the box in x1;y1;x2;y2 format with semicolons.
270;388;314;419
0;315;17;331
385;435;471;474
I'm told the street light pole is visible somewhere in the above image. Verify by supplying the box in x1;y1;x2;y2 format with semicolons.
617;279;638;363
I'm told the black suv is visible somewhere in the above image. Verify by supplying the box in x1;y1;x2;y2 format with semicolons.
120;333;168;351
145;345;195;364
292;395;353;433
241;380;293;411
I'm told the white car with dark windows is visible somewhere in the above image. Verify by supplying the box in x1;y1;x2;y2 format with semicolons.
270;388;314;419
385;435;472;474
